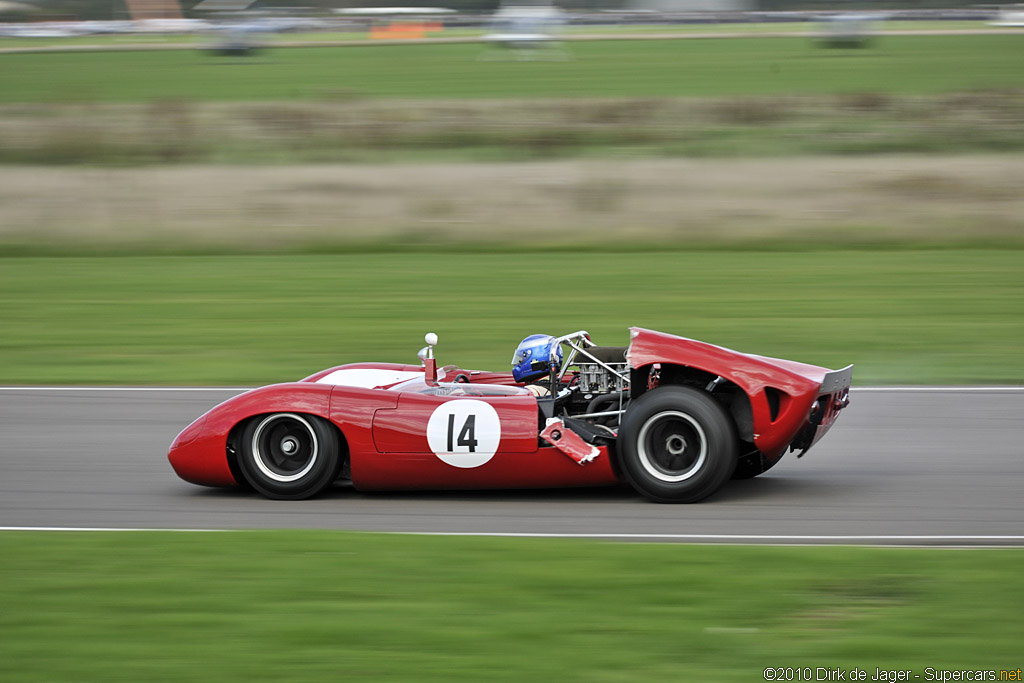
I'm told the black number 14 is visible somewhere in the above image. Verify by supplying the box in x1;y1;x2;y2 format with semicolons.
447;414;478;452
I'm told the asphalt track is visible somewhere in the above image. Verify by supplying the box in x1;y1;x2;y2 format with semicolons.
1;387;1022;546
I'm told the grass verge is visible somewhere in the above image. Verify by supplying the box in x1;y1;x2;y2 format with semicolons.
0;20;998;50
3;91;1024;165
0;531;1021;682
2;35;1023;104
1;250;1021;386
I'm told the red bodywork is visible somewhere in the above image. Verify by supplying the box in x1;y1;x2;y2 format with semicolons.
169;328;851;492
627;328;850;461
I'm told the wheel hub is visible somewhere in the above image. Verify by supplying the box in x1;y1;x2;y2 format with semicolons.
636;410;708;483
251;413;319;484
666;434;687;456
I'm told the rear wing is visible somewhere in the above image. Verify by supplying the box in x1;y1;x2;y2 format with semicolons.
820;364;854;396
790;364;853;456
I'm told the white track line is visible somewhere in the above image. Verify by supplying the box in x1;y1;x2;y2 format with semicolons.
0;386;252;391
1;527;1022;546
400;532;1024;544
853;386;1024;392
0;386;1022;392
0;526;225;532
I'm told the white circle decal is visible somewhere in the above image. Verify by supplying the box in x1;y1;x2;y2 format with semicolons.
426;399;502;468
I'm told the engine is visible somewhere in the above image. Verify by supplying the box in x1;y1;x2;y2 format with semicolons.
577;359;628;395
567;346;630;429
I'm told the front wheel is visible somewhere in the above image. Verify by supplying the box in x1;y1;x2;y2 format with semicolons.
238;413;341;500
618;386;738;503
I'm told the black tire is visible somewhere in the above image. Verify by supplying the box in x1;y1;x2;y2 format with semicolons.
618;386;738;503
238;413;341;500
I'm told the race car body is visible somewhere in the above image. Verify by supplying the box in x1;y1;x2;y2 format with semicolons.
169;328;852;502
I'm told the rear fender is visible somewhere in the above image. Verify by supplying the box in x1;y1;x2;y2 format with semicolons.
627;328;821;459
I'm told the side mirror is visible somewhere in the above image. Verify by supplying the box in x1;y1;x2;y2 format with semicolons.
422;332;438;385
418;333;438;365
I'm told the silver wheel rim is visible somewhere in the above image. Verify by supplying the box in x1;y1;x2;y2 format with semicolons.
251;413;318;483
637;410;707;483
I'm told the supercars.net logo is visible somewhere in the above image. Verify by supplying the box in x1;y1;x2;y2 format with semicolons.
762;668;1021;682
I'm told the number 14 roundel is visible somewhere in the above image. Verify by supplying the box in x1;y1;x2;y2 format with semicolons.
426;399;502;468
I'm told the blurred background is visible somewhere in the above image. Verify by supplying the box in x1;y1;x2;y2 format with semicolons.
1;0;1022;385
1;4;1022;681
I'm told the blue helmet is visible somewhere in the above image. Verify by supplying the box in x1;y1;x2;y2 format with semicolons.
511;334;562;383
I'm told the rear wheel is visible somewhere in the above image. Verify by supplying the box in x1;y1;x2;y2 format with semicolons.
618;386;738;503
238;413;341;500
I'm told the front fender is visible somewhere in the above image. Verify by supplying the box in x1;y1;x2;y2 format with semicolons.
168;383;335;487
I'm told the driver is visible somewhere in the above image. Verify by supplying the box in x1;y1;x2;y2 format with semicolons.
511;334;563;397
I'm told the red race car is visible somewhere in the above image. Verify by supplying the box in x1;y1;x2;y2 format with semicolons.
169;328;852;503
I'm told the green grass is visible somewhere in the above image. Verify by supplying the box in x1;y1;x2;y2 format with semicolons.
0;531;1021;682
1;34;1022;164
1;250;1021;386
0;20;996;49
1;35;1022;103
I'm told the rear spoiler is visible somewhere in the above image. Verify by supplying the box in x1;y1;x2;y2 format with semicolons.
790;364;854;456
820;364;854;396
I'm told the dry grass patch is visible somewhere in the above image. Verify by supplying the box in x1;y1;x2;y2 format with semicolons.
1;92;1023;165
1;155;1022;253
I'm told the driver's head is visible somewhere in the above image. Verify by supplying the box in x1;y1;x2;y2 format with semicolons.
511;334;562;383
